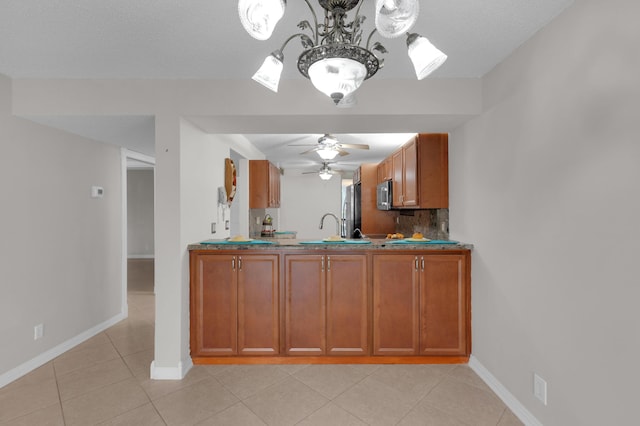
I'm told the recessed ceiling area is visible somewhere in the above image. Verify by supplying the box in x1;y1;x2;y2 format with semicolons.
2;0;574;166
0;0;574;80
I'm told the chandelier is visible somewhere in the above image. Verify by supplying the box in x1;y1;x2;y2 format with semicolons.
238;0;447;105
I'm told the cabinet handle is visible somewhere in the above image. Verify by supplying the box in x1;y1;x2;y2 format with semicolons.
327;256;331;271
414;256;419;271
238;256;242;271
321;256;325;271
421;257;425;271
232;257;235;271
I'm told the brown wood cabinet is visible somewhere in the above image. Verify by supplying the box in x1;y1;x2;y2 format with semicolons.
249;160;280;208
372;253;469;356
390;134;448;209
190;252;279;357
285;253;368;356
189;246;470;364
358;164;397;236
419;255;469;355
372;254;419;355
377;156;393;183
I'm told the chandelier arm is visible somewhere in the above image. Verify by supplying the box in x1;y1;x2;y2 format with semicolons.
352;0;364;24
302;0;320;45
278;33;312;53
366;27;378;50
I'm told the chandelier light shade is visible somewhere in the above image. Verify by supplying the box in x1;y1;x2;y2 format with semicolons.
239;0;447;105
238;0;286;40
406;33;448;80
307;57;367;105
252;50;284;92
374;0;420;38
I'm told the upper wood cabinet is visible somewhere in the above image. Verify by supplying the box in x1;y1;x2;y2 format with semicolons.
250;160;281;208
390;134;449;209
377;156;393;183
285;253;368;356
189;252;279;357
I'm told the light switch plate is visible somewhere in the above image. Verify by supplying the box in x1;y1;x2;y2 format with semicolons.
534;373;547;405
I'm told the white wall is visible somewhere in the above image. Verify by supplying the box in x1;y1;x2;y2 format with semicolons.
279;172;342;239
0;74;123;384
127;169;154;257
449;1;640;424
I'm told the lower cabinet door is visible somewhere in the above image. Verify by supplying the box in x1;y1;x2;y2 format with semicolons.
372;255;419;355
237;254;280;355
419;254;469;356
326;255;368;355
191;254;238;356
285;255;326;355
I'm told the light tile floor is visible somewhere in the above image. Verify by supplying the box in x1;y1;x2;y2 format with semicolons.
0;292;523;425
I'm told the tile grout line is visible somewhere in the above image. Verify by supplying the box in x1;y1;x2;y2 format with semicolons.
51;358;69;425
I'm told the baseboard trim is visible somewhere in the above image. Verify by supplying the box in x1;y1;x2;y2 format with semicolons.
0;313;126;388
127;255;155;259
469;355;542;426
150;357;193;380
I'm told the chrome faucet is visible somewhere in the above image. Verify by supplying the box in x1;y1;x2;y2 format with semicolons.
319;213;340;236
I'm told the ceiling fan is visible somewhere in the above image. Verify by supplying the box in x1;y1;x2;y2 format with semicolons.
302;161;342;180
291;134;369;160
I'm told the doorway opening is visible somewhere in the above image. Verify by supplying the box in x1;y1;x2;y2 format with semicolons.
121;149;156;314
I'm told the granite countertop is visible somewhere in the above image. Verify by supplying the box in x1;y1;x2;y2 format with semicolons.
188;238;473;251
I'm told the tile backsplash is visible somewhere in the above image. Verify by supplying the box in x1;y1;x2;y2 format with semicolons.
395;208;449;240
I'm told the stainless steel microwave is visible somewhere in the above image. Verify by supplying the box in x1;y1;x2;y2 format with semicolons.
376;180;392;210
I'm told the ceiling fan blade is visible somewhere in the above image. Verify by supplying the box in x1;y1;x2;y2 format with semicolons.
286;135;316;145
339;143;370;150
337;149;350;157
299;147;320;155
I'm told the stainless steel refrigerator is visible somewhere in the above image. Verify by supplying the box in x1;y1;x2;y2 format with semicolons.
342;183;361;238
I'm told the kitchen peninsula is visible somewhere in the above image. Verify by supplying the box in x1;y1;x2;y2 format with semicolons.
189;239;471;365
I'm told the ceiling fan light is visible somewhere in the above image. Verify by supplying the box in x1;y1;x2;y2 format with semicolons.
317;147;339;160
308;57;367;105
375;0;419;39
238;0;286;41
407;33;447;80
319;170;333;180
252;51;284;92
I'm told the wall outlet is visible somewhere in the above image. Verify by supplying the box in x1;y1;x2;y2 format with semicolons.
34;323;44;340
533;373;548;405
225;220;230;230
90;186;104;198
211;222;216;234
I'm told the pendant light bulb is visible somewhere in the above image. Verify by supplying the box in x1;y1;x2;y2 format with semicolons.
406;33;447;80
238;0;286;40
252;50;284;92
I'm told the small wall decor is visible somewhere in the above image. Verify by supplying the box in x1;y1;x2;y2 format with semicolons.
224;158;237;206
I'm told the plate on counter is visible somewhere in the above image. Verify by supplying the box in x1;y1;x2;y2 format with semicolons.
323;237;346;242
405;238;431;242
228;237;253;242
